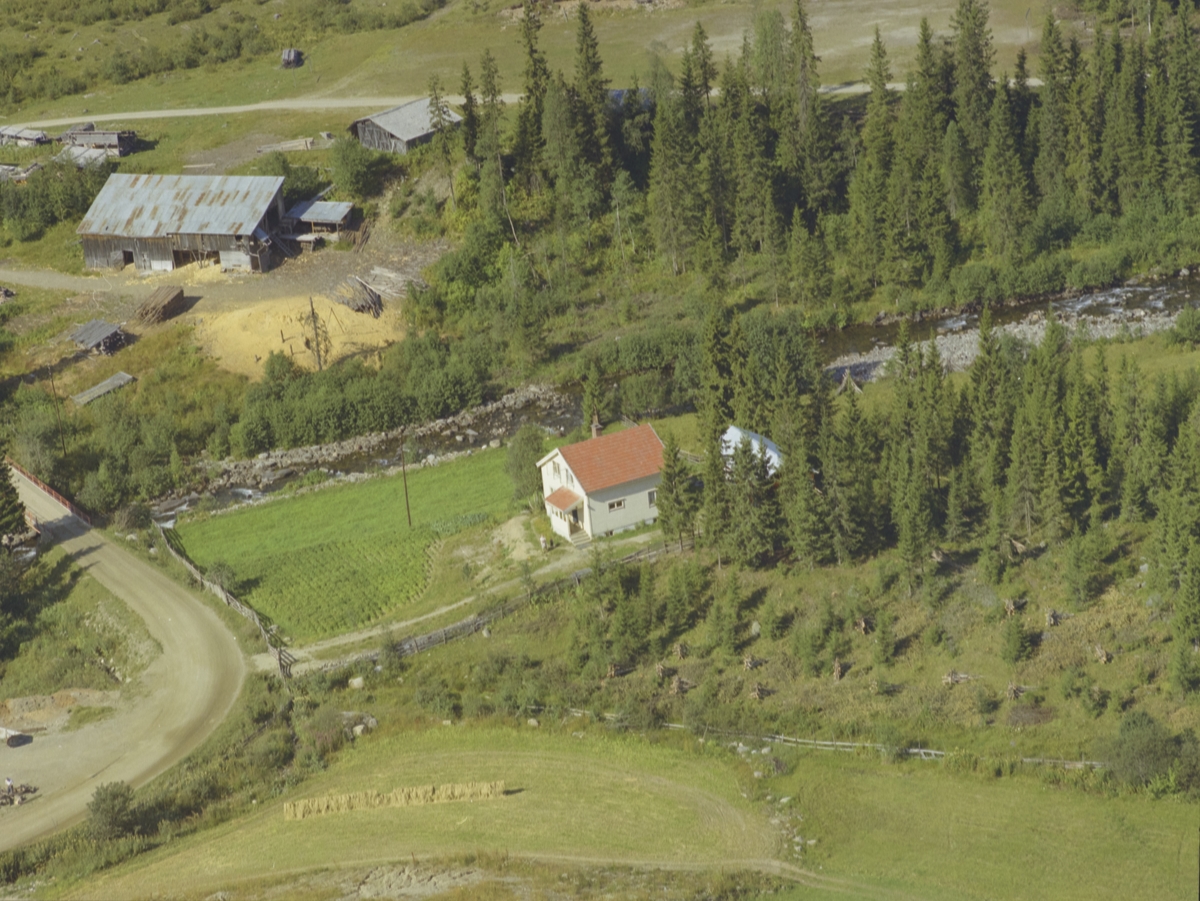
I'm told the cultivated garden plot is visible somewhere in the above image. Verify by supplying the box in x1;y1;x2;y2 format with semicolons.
176;450;513;641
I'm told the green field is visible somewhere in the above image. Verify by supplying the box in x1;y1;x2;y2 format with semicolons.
62;723;1196;901
176;448;514;640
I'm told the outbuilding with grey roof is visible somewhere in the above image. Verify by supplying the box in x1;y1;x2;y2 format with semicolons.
77;173;286;273
349;98;461;154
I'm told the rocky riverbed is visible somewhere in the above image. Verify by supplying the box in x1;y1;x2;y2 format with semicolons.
154;384;575;507
827;302;1180;383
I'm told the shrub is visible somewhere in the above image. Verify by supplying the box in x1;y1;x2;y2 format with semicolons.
1000;616;1029;665
87;782;136;841
1100;711;1179;789
1167;306;1200;349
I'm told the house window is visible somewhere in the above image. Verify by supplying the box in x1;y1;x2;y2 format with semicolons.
567;472;574;487
553;461;561;479
648;489;657;507
607;499;625;512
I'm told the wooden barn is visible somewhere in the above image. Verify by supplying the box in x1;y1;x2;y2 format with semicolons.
57;123;136;157
349;98;461;154
77;173;286;273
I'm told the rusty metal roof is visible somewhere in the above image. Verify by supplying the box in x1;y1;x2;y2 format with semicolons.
77;173;284;239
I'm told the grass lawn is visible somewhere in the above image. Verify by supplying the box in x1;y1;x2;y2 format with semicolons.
176;448;515;641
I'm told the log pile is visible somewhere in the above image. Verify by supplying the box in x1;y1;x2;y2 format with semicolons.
336;276;383;317
942;669;976;686
136;285;186;324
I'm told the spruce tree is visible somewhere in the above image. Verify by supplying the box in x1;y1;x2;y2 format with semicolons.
873;608;896;667
513;0;550;188
701;429;731;568
950;0;995;172
459;63;479;163
847;28;894;288
572;3;612;187
648;82;702;275
657;431;696;550
0;456;25;539
1033;14;1070;202
980;82;1032;261
728;437;780;568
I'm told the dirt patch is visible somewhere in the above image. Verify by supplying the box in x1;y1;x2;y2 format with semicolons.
0;689;120;733
500;0;685;20
184;133;284;175
192;293;405;378
342;865;484;899
493;515;533;562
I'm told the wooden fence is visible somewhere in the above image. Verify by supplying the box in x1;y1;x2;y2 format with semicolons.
155;525;295;681
7;457;92;526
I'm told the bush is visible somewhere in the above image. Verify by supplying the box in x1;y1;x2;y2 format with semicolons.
1100;711;1187;790
87;782;136;841
1000;616;1029;665
505;424;545;501
1167;306;1200;349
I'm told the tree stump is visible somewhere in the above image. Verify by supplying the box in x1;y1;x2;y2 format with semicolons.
1046;609;1060;627
1004;598;1017;617
743;655;763;671
750;682;767;700
1094;644;1110;664
855;616;870;635
675;642;689;661
1006;682;1021;701
670;675;684;696
832;657;844;682
655;661;665;679
606;662;617;679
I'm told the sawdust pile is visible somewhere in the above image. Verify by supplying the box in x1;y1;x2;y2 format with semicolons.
192;295;405;378
284;781;506;821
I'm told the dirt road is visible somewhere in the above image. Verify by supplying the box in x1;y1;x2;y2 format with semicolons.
0;471;245;852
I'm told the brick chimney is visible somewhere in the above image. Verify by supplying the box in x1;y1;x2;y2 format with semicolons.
591;413;600;439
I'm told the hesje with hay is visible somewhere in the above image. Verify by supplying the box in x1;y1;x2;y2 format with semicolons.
283;781;506;820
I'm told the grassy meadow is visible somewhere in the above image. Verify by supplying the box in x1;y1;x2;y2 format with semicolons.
175;447;515;640
5;0;1055;132
59;719;1197;901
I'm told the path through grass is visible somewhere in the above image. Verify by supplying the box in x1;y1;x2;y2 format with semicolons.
177;449;513;640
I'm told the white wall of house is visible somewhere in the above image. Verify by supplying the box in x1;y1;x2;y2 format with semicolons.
584;474;660;537
540;451;584;539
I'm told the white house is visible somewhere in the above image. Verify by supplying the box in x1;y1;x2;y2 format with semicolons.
719;425;783;476
537;424;664;543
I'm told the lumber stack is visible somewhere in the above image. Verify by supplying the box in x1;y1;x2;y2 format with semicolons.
335;276;383;317
137;286;186;324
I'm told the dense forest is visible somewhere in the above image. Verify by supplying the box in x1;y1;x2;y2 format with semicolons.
412;0;1200;357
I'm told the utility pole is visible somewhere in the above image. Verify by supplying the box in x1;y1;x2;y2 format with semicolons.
398;427;412;528
309;296;323;371
46;366;68;459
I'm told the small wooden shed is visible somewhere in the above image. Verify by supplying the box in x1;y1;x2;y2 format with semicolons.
72;320;126;355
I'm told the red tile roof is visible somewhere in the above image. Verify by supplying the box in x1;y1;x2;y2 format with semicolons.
557;424;663;494
545;486;582;511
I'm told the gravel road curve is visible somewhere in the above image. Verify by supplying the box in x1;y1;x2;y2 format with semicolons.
0;471;245;852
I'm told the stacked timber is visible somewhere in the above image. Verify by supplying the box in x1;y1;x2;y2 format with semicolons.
335;277;383;317
137;286;186;324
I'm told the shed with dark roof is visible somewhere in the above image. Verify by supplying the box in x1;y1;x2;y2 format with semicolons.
77;173;286;273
